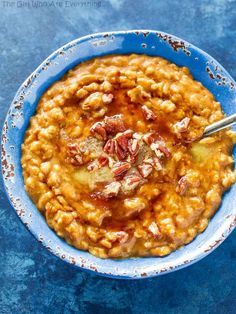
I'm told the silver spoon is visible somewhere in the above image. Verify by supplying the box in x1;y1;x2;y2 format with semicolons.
203;113;236;137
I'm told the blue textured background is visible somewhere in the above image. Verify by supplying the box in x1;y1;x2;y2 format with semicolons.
1;0;236;313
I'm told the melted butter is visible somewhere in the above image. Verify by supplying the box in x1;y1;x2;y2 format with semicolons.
73;166;113;190
190;142;219;163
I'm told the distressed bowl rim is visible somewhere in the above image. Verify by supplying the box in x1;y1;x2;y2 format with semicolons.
1;29;236;279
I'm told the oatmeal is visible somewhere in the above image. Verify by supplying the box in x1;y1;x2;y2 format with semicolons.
21;54;236;258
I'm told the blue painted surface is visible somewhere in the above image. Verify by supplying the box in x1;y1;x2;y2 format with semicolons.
1;0;236;312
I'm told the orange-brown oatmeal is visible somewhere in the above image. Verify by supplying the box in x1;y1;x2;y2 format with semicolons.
21;54;236;258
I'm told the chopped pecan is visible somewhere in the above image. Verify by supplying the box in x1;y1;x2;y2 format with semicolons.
87;156;108;171
150;142;164;158
103;181;121;198
150;141;171;158
116;137;128;151
115;130;133;150
158;142;171;158
143;158;154;166
138;163;153;178
122;173;142;191
66;142;84;166
67;142;78;154
115;144;128;160
111;162;131;178
98;156;109;167
67;142;79;151
102;93;114;105
108;156;115;168
174;117;190;133
141;105;156;121
104;114;126;134
148;222;161;239
90;121;107;140
176;176;189;195
142;132;158;145
144;157;162;171
153;157;162;171
115;231;129;244
66;155;83;166
133;132;143;140
128;138;140;163
103;139;116;156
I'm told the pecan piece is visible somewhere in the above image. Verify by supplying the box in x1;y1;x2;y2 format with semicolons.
122;173;142;191
148;222;161;239
150;142;164;158
115;130;133;150
158;142;171;158
111;162;131;178
115;231;129;244
115;144;128;160
98;156;109;167
104;114;126;134
128;138;139;163
116;136;128;151
138;163;153;178
144;157;162;171
90;121;107;140
173;117;190;133
141;105;156;121
143;158;154;166
66;142;84;166
142;132;158;145
108;156;115;168
67;142;79;153
133;132;143;140
114;130;134;160
153;157;162;171
66;155;83;166
103;139;116;156
87;156;108;171
150;141;171;158
103;181;121;198
176;176;189;195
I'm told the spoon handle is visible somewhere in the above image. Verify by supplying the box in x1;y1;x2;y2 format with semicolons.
203;113;236;137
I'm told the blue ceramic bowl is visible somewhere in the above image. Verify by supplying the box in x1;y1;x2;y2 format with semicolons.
1;30;236;279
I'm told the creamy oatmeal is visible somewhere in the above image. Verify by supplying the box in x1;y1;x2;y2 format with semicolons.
21;54;236;258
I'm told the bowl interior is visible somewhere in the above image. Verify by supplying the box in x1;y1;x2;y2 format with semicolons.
2;30;236;279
